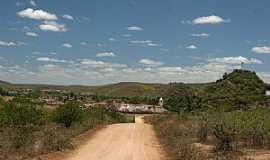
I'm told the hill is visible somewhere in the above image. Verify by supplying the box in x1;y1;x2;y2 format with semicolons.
0;69;267;99
200;70;266;110
0;80;10;86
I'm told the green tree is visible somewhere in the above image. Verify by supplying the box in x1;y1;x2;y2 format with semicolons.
53;101;84;128
165;83;202;112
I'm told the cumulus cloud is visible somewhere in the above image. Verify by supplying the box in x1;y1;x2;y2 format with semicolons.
193;15;228;24
0;41;17;47
17;8;57;20
63;14;74;20
62;43;72;48
139;59;164;67
191;33;210;38
39;21;67;32
25;32;38;37
36;57;68;63
186;45;197;50
252;46;270;54
208;56;262;65
96;52;115;57
127;26;143;31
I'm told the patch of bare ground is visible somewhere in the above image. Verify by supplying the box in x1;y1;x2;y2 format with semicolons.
192;142;270;160
243;149;270;160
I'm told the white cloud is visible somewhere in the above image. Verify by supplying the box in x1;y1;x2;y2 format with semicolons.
191;33;210;38
208;56;262;65
80;59;127;68
127;26;143;31
0;55;267;85
139;59;164;67
157;67;183;73
29;0;36;7
48;52;57;55
39;21;67;32
63;14;74;20
80;42;87;45
130;40;152;44
36;57;67;63
258;72;270;83
193;15;228;24
25;32;38;37
17;8;57;20
252;46;270;54
0;41;17;47
96;52;116;57
122;34;132;37
130;40;161;47
186;45;197;50
62;43;72;48
147;42;162;47
109;38;116;42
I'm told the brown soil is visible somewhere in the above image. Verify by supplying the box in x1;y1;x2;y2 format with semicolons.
40;116;166;160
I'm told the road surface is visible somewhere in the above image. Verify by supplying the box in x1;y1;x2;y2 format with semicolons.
64;116;165;160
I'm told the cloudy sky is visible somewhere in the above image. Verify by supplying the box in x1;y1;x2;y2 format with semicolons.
0;0;270;85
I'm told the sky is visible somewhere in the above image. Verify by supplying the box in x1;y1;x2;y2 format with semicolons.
0;0;270;85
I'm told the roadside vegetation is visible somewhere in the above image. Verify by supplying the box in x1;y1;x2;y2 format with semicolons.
0;97;131;160
146;69;270;160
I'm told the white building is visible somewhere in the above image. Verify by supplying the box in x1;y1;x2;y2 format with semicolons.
266;90;270;96
159;97;163;107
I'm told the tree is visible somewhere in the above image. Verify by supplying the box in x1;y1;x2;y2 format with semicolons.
53;101;83;128
164;83;202;112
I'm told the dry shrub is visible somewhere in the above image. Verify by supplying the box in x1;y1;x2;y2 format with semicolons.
213;123;235;153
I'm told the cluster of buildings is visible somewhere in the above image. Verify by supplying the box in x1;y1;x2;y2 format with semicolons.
39;91;167;113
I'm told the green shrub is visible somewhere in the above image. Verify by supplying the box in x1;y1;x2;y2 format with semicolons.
53;101;84;128
0;99;44;127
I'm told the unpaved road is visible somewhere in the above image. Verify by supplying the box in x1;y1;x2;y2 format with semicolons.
47;116;165;160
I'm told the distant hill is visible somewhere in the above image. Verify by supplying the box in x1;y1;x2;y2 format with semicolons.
0;81;168;97
0;69;268;98
90;82;168;97
0;80;11;86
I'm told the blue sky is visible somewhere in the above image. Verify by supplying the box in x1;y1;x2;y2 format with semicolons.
0;0;270;85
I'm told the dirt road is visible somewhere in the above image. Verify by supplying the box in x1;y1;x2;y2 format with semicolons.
61;116;165;160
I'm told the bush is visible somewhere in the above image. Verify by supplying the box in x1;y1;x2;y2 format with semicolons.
0;99;44;127
197;122;208;143
53;101;84;128
213;123;234;153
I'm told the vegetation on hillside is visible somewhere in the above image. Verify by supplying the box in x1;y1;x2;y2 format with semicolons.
146;69;269;160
